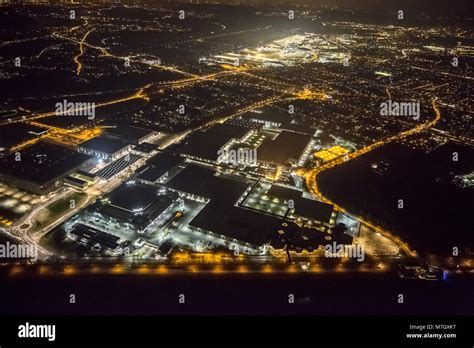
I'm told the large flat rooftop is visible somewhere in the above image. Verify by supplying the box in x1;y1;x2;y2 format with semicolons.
79;136;128;155
165;163;252;203
170;122;251;161
244;108;316;135
90;182;178;231
70;223;121;250
0;123;48;150
257;130;311;165
136;151;183;183
104;125;154;144
190;202;280;246
108;182;159;213
165;163;282;246
0;141;90;185
267;185;334;223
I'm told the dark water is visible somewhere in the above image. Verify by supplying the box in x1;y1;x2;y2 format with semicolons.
1;272;472;316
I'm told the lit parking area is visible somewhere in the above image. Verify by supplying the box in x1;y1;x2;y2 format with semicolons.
355;225;399;256
241;181;288;217
166;224;257;255
146;198;258;255
77;197;211;255
147;199;207;245
0;183;41;226
244;132;266;148
81;215;137;241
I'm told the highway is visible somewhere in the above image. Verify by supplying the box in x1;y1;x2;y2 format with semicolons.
73;29;94;76
4;253;472;277
4;257;394;277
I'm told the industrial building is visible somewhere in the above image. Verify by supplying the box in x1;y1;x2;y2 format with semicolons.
64;176;88;190
77;136;131;161
104;125;156;145
163;163;278;253
266;185;335;230
72;170;99;184
0;141;91;195
136;151;183;184
257;130;313;166
0;123;48;153
67;223;129;255
169;121;257;164
83;182;182;234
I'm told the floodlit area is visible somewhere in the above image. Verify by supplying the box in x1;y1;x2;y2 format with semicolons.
0;184;40;226
62;191;243;257
355;225;400;256
241;181;289;217
147;199;207;246
207;33;346;67
314;145;350;162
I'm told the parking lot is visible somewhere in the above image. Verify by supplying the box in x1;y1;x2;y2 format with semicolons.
0;183;41;226
241;181;288;217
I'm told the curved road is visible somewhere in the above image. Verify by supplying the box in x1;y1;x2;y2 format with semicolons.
301;99;442;258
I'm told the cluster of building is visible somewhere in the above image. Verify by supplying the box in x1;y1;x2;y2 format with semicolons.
0;125;157;196
65;182;182;255
0;142;92;196
61;112;353;257
206;34;346;68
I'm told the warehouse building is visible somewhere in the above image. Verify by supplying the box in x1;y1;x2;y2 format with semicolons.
77;136;131;161
0;142;91;195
